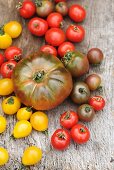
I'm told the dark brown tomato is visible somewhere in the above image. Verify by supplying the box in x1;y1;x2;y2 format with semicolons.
55;2;68;16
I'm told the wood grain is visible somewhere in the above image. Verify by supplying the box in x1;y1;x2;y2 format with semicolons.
0;0;114;170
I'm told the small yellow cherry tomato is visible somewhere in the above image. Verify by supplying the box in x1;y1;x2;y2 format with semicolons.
30;111;48;131
4;21;22;38
17;107;32;121
0;147;9;166
13;120;32;138
2;96;21;115
0;32;12;49
22;146;42;166
0;78;14;96
0;116;7;133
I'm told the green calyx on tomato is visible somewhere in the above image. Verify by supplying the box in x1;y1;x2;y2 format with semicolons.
33;70;45;83
79;88;88;94
57;132;66;139
7;97;14;105
26;106;32;112
85;106;91;113
35;0;42;7
63;111;70;120
16;2;22;9
62;51;75;66
80;128;86;133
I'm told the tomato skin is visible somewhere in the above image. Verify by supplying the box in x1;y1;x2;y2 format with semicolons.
0;116;7;133
69;5;86;22
5;46;22;61
0;33;12;49
51;129;70;150
60;111;78;129
40;45;57;56
66;25;85;43
0;78;14;96
45;28;66;46
17;107;32;121
89;96;105;111
71;124;90;144
58;42;75;57
0;147;9;166
0;53;4;66
28;17;48;36
55;0;66;3
47;12;63;28
55;2;68;16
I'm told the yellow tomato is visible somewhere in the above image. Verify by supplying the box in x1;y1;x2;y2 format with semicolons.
13;120;32;138
0;147;9;166
17;107;32;121
0;33;12;49
4;21;22;38
0;116;7;133
30;112;48;131
2;96;21;115
22;146;42;166
0;78;14;96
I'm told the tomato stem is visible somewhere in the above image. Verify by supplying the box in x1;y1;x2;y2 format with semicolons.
33;70;45;83
80;128;86;133
7;97;14;105
62;51;74;66
63;111;70;120
35;0;42;7
57;132;66;139
79;88;87;94
85;106;91;113
26;106;32;112
16;2;22;9
14;54;21;62
7;64;14;70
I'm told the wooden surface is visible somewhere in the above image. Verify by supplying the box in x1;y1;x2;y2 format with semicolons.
0;0;114;170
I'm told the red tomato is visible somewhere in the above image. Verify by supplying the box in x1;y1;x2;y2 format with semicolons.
45;28;66;46
89;96;105;111
55;0;66;3
51;129;70;150
47;12;63;28
58;42;75;57
18;0;36;19
5;46;22;61
60;110;78;129
66;25;85;43
71;124;90;144
1;61;17;78
28;17;48;36
69;4;86;22
40;45;57;56
0;54;4;66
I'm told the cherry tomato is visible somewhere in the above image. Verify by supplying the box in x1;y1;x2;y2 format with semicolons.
40;45;57;56
58;41;75;57
0;147;9;165
5;46;22;62
45;28;66;46
0;31;12;50
55;0;66;3
28;17;48;36
55;2;68;16
1;61;17;78
17;0;36;19
0;53;4;66
71;124;90;144
69;4;86;22
66;25;85;43
89;96;105;111
47;12;63;28
51;129;70;150
60;110;78;129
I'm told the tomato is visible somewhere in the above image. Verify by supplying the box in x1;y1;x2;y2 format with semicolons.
58;42;75;57
47;12;63;28
4;21;22;38
22;146;42;166
13;120;32;138
0;147;9;165
71;82;90;104
40;45;57;56
71;124;90;144
30;112;48;131
0;27;12;49
55;0;66;3
45;28;66;46
12;52;72;110
28;17;48;36
55;2;68;16
2;96;21;115
60;110;78;129
51;129;70;150
0;53;4;66
5;46;22;61
69;4;86;22
1;61;17;78
0;116;7;133
66;25;85;43
89;96;105;111
17;0;36;19
0;78;14;96
17;107;32;121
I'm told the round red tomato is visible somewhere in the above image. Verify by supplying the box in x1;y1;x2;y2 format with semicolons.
69;4;86;22
58;42;75;57
66;25;85;43
1;61;17;78
40;45;57;56
0;54;4;66
51;129;70;150
47;12;63;28
17;0;36;19
45;28;66;46
71;124;90;144
60;110;78;129
28;17;48;36
5;46;22;61
89;96;105;111
55;0;66;3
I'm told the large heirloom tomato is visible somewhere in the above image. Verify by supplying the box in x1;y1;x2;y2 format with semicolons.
12;52;72;110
